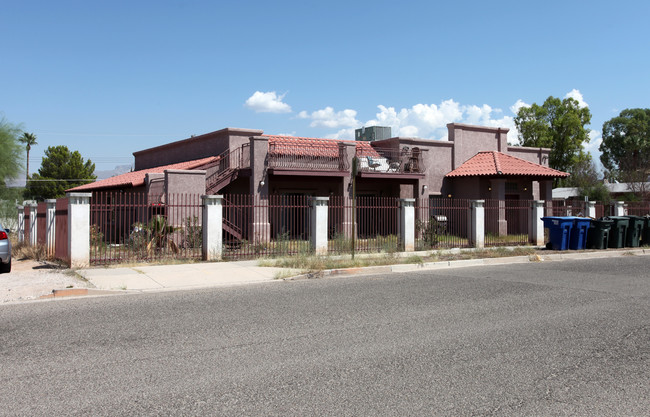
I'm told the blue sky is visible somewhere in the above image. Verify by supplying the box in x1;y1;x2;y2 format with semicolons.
2;0;649;179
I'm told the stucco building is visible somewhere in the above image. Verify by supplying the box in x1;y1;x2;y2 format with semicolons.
73;123;566;201
71;123;567;242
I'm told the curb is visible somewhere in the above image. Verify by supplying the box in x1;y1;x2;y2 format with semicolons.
284;248;650;281
39;288;125;299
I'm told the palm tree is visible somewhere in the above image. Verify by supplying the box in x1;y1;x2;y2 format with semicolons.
19;132;37;183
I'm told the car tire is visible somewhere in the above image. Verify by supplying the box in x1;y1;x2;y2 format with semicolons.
0;260;10;273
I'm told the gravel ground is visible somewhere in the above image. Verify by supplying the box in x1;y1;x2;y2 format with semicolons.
0;259;90;303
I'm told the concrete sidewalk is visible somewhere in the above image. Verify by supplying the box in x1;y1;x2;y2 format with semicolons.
75;248;650;295
77;261;300;292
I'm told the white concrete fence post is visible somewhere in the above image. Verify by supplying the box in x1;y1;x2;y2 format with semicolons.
202;195;223;261
310;197;329;255
530;200;545;246
585;201;596;218
28;203;38;247
67;192;92;268
399;198;415;252
469;200;485;249
45;199;57;256
614;201;626;216
16;205;24;243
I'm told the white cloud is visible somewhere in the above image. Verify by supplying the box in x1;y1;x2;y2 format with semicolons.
298;106;360;128
584;129;604;171
351;99;520;144
510;99;530;115
245;91;292;113
564;89;588;108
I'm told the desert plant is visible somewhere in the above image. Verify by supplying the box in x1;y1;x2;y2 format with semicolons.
127;216;179;254
146;215;179;254
416;217;442;248
181;215;202;249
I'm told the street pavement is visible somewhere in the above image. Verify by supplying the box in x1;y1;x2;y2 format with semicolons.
1;255;648;415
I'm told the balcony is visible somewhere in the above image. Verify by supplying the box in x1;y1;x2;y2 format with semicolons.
356;147;426;178
267;142;350;176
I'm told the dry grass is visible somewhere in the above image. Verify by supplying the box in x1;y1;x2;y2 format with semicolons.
260;246;537;272
11;241;50;262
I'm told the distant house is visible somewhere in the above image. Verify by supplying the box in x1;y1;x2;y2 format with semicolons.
69;123;568;241
553;181;650;200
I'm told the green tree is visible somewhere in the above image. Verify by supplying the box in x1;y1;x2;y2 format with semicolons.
0;117;24;188
514;96;592;185
18;132;37;182
25;145;96;200
566;157;610;203
600;108;650;197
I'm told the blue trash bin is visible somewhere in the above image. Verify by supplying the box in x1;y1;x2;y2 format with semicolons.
542;217;575;250
569;218;591;250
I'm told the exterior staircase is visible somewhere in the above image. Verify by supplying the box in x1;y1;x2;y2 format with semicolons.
205;144;250;195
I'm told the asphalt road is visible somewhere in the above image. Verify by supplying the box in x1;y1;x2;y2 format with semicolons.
1;256;648;416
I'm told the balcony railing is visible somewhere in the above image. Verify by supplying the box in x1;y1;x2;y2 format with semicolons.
356;147;425;174
268;142;349;172
205;144;250;192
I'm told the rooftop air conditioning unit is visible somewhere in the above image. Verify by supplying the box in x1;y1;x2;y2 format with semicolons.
355;126;391;142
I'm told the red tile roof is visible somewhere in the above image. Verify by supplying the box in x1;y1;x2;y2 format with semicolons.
68;156;219;192
264;135;382;157
446;151;569;178
265;135;341;158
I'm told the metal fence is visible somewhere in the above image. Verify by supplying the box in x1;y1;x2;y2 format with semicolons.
484;199;532;246
415;197;471;250
89;192;203;265
222;194;312;260
547;199;588;217
328;196;400;254
626;201;650;216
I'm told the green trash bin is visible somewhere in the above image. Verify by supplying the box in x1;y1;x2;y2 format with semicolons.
624;215;645;247
605;216;629;249
642;216;650;246
586;218;613;249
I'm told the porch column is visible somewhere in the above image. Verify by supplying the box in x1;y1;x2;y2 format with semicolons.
531;180;541;200
489;178;507;236
585;201;596;218
399;198;415;252
310;197;329;255
469;200;485;248
249;136;271;243
529;200;545;246
540;180;554;216
28;203;38;246
202;195;223;261
614;201;626;216
45;199;57;256
67;192;92;268
16;205;24;243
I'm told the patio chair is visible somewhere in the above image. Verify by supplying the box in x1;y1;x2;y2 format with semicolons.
366;156;381;171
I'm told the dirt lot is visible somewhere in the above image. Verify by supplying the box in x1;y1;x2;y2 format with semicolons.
1;259;90;303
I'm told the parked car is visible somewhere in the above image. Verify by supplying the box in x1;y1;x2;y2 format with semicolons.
0;222;11;273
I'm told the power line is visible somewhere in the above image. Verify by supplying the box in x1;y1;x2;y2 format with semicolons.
25;179;96;182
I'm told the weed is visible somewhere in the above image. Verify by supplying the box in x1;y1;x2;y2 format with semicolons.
12;241;51;261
